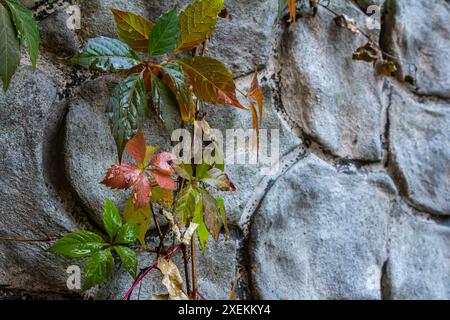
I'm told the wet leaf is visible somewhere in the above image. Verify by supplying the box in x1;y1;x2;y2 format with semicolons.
178;56;245;109
49;231;107;258
125;131;146;164
151;73;181;132
83;250;114;290
176;0;224;52
111;8;153;52
103;199;122;241
102;162;142;190
148;8;180;57
6;0;39;68
106;73;148;161
0;4;20;92
149;152;177;190
131;172;151;209
115;222;139;244
201;168;236;191
162;62;194;121
71;36;140;73
123;197;151;247
114;245;138;279
158;258;189;300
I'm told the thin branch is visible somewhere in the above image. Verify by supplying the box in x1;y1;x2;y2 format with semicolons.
191;234;198;299
0;236;59;243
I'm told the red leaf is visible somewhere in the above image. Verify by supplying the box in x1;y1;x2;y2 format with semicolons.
126;131;146;163
102;163;141;189
132;173;151;209
151;170;177;190
150;152;176;175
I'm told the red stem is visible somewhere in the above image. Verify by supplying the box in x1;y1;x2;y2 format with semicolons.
122;245;180;300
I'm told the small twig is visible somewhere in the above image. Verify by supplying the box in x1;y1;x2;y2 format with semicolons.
0;236;59;243
150;203;163;241
181;244;192;297
191;234;198;299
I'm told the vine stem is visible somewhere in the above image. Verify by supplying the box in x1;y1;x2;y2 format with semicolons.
191;234;198;299
122;245;180;300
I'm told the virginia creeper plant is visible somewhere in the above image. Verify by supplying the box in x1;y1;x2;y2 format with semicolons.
0;0;39;91
50;0;262;299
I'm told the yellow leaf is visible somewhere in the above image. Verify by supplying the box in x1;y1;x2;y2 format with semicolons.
151;186;174;207
176;0;225;52
123;197;151;247
111;8;153;52
158;258;189;300
178;56;245;110
376;60;398;77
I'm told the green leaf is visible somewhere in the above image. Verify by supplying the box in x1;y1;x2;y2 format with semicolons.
173;163;193;181
115;222;139;244
175;185;197;226
6;0;39;69
0;3;20;92
276;0;288;24
83;250;114;290
107;73;148;161
193;195;209;253
195;162;210;181
199;188;222;241
151;73;181;133
216;197;230;240
111;8;153;52
71;36;140;72
148;8;179;57
103;199;122;241
123;197;151;247
177;57;244;109
49;231;107;258
151;186;174;208
201;168;236;191
114;246;138;279
176;0;224;52
162;62;194;121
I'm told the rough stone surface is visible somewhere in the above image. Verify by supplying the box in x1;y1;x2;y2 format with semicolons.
278;0;385;161
382;0;450;98
389;87;450;215
249;154;395;299
0;67;79;293
0;0;449;300
39;10;80;57
386;204;450;300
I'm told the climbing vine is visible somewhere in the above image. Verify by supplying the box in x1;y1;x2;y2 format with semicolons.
49;0;262;299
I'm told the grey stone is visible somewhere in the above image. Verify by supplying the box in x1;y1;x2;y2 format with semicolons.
98;234;237;300
389;87;450;215
386;204;450;300
203;75;301;225
0;67;79;293
278;0;385;161
382;0;450;98
39;10;80;57
249;154;395;299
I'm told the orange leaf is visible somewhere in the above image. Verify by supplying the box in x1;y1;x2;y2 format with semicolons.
125;131;146;164
247;72;263;125
288;0;296;31
132;173;151;209
151;171;177;190
150;152;176;175
102;163;141;189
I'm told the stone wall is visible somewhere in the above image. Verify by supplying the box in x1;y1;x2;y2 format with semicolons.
0;0;448;300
